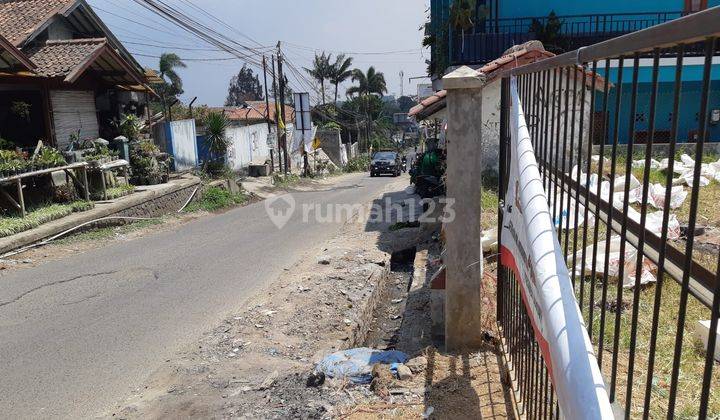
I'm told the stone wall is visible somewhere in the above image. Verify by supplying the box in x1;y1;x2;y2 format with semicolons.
316;129;344;167
111;183;200;219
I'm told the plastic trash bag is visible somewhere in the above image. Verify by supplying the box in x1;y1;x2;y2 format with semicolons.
316;348;408;384
482;228;498;253
647;184;687;210
570;235;657;288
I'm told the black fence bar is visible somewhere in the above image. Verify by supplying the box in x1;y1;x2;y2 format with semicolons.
496;7;720;418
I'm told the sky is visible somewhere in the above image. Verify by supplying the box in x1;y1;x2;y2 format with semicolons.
87;0;431;107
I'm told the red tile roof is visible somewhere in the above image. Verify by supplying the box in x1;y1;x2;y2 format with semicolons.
0;0;73;46
0;32;35;70
24;38;105;78
216;101;295;124
409;47;608;118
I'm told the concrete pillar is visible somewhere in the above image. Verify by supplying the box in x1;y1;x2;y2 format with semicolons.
443;66;486;351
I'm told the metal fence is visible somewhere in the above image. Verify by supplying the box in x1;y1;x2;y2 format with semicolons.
497;8;720;419
453;11;694;65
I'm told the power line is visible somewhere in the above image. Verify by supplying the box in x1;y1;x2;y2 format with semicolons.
130;52;255;62
130;0;267;70
282;41;423;56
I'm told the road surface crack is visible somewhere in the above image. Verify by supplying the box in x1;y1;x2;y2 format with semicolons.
0;270;118;309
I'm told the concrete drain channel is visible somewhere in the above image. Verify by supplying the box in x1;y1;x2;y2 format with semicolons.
364;247;417;349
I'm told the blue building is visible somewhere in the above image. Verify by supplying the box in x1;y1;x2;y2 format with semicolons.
429;0;720;143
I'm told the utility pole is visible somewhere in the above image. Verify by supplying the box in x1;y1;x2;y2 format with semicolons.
277;41;289;174
262;56;275;174
399;70;404;97
271;55;284;173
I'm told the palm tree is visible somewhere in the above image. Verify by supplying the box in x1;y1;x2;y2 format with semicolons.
346;66;387;98
329;54;354;105
304;52;332;106
157;53;186;118
346;67;387;153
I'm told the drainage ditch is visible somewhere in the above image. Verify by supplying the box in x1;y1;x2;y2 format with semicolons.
364;247;417;349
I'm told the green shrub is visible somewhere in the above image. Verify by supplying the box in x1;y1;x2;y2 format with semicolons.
0;201;94;238
272;173;300;188
184;186;247;212
345;155;371;173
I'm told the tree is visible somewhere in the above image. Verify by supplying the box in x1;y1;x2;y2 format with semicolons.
345;67;388;152
271;74;294;105
329;54;354;105
156;53;186;118
529;12;568;54
397;96;417;113
304;52;333;106
346;67;387;98
225;65;264;106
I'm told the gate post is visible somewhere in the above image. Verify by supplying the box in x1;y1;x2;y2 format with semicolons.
443;66;487;351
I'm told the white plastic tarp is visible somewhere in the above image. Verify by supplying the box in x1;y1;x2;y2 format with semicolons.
501;78;613;419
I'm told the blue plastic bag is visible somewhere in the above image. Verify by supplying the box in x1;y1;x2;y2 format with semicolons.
316;347;408;384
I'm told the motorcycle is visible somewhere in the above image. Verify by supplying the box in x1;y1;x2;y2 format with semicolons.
401;160;408;173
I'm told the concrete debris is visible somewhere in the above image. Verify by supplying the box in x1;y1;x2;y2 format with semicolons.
405;356;428;374
395;364;413;381
317;255;331;265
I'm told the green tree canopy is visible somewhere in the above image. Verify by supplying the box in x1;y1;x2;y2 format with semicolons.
225;65;264;106
304;52;333;106
346;66;387;98
329;54;354;105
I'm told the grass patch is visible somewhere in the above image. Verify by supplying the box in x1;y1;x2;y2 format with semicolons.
271;173;301;188
92;184;135;201
481;170;500;231
0;201;94;238
573;274;719;418
184;186;248;213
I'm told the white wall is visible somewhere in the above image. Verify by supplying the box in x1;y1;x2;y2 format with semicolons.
226;123;271;171
169;119;197;171
480;74;593;173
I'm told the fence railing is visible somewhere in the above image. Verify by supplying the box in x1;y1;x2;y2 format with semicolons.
497;7;720;419
452;11;696;64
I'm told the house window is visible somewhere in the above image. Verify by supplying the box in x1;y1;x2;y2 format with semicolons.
685;0;708;13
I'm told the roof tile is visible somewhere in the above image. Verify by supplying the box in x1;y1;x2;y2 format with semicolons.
0;0;71;45
24;38;105;78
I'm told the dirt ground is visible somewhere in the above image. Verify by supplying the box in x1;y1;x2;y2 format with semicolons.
97;181;513;419
0;173;514;419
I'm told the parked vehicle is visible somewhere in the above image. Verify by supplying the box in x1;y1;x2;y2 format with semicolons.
370;151;400;177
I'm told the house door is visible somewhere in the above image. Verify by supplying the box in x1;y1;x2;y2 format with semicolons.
50;90;99;149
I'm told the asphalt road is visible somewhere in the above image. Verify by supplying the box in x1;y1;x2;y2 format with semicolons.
0;173;402;419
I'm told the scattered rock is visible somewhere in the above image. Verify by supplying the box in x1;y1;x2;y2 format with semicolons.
405;356;427;374
306;371;325;388
396;364;413;381
317;256;331;265
257;370;279;390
